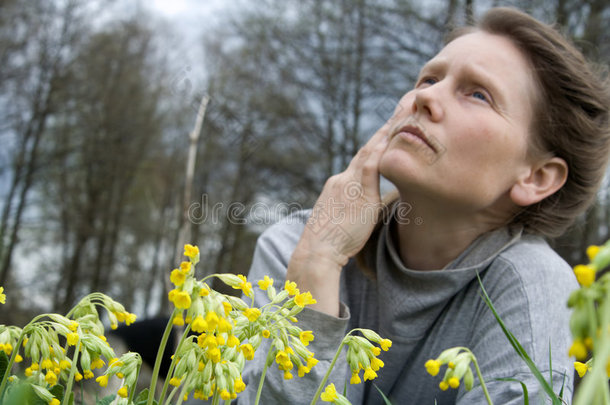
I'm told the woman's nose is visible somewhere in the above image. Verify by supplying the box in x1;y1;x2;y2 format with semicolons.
412;85;444;122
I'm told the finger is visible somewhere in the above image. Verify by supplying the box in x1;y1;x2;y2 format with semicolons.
348;123;392;172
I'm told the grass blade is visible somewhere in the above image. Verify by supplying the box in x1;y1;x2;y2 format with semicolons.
476;273;560;404
495;377;529;405
374;384;393;405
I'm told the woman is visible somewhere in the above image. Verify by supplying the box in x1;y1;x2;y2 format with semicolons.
240;7;610;404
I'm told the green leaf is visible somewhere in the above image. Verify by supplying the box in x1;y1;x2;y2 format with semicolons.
135;388;150;403
495;378;529;405
374;384;393;405
96;394;116;405
477;273;561;405
558;372;566;399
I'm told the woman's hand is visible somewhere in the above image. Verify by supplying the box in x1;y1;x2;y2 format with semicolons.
286;121;393;316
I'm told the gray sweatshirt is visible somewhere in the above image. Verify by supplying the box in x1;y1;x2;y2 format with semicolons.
238;210;577;404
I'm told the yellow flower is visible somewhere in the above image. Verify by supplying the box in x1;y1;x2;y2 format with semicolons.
45;370;58;386
75;372;83;382
262;329;271;338
235;377;246;393
243;307;261;322
205;311;219;330
191;316;208;333
220;389;232;400
15;354;23;363
574;361;589;378
170;269;187;286
184;244;199;259
41;359;52;369
574;264;596;287
370;357;384;371
307;356;318;369
199;286;210;296
284;280;300;296
300;330;315;346
363;367;377;381
67;332;79;346
295;291;317;308
125;313;137;325
448;377;460;389
568;339;588;360
59;360;70;369
234;274;253;297
258;275;273;290
241;343;255;360
222;301;232;316
96;375;109;387
118;386;128;398
227;335;240;347
49;399;60;405
298;365;310;377
208;347;221;363
173;290;192;309
69;321;79;332
83;370;94;379
283;371;293;380
586;245;601;261
350;372;362;384
0;286;5;304
425;359;441;376
169;377;182;387
380;338;392;351
172;314;185;326
218;317;233;333
25;367;33;377
180;261;192;272
91;357;105;369
439;381;449;391
321;383;339;402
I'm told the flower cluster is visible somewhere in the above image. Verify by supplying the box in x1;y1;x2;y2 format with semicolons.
318;328;392;404
567;241;610;403
157;245;321;404
424;347;478;392
0;291;139;404
344;329;391;385
567;243;610;363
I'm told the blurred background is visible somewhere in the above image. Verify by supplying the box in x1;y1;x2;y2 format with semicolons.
0;0;608;325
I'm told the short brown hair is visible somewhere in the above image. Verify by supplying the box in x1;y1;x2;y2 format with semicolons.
456;7;610;237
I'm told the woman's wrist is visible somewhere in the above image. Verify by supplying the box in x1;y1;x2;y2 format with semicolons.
287;244;347;317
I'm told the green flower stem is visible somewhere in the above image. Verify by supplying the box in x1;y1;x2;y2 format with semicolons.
147;308;180;405
310;330;355;405
575;284;610;405
211;389;221;405
61;338;82;405
157;323;192;405
173;373;194;405
0;313;48;400
470;353;493;405
254;346;276;405
128;355;142;404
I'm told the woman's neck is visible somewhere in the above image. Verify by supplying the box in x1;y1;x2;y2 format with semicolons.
393;194;513;270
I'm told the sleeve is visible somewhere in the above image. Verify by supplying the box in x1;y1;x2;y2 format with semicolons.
236;212;351;405
456;245;577;405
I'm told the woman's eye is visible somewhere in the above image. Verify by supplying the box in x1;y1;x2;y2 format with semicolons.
422;77;436;85
472;91;489;102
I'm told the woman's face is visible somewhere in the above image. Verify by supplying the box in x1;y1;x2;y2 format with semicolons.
379;31;538;214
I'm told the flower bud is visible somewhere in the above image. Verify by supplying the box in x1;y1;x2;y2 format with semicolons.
463;367;474;391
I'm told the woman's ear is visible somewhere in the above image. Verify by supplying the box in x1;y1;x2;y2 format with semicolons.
510;157;568;207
